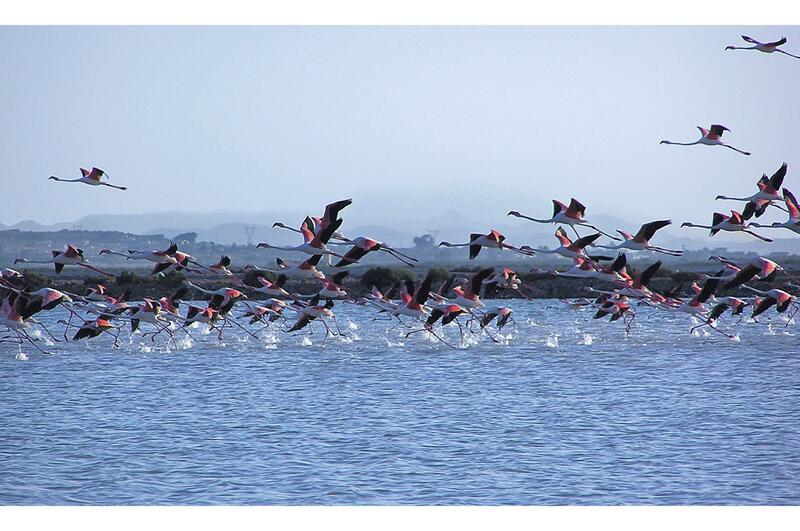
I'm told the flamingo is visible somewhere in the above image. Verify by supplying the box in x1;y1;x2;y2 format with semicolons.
508;198;621;240
430;268;495;311
750;188;800;235
15;245;115;277
594;220;683;256
660;125;750;156
536;227;601;260
726;35;800;59
681;211;772;242
66;317;120;342
49;167;127;190
99;243;179;275
438;229;534;259
286;297;344;339
480;307;513;330
689;295;746;337
252;274;290;298
185;282;248;317
547;256;606;279
742;287;797;318
676;276;720;318
258;217;354;265
394;273;434;320
241;299;287;325
272;199;352;241
716;163;788;217
718;256;786;290
592;295;634;331
247;255;326;280
331;237;418;267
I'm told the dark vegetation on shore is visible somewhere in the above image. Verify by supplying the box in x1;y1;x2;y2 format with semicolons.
14;263;791;302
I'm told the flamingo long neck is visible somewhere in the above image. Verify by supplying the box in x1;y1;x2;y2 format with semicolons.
664;140;701;146
717;195;751;201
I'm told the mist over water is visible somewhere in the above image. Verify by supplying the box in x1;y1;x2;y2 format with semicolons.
2;301;799;504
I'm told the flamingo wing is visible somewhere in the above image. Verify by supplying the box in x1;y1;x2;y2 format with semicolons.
322;199;352;225
709;124;729;137
567;198;586;218
572;233;600;249
767;162;787;192
638;220;671;242
723;265;760;290
552;200;567;218
554;227;572;246
783;188;800;220
469;267;495;297
766;37;787;47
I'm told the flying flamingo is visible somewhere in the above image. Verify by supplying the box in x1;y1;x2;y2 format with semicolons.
258;217;354;265
715;163;788;216
750;188;800;235
681;211;772;242
508;198;621;240
49;167;127;190
99;243;179;274
717;256;791;290
252;273;290;298
726;35;800;59
660;125;750;156
742;287;797;318
15;245;115;277
272;199;353;241
536;227;601;260
330;237;418;267
438;229;535;259
480;307;513;329
594;220;683;256
240;299;287;325
247;255;326;280
676;276;720;318
430;268;495;312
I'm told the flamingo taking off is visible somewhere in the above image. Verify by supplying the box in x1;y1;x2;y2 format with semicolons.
49;167;127;190
726;35;800;59
660;125;750;156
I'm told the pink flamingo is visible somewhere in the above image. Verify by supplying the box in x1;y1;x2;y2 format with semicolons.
661;124;750;155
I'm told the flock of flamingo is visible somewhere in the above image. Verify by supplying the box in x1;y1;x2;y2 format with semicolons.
2;34;800;353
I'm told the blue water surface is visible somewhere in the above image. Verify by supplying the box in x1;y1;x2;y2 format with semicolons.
1;301;799;505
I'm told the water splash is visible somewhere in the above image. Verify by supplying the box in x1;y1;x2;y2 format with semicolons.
578;333;594;346
299;336;313;346
175;336;193;350
545;334;559;348
15;352;28;361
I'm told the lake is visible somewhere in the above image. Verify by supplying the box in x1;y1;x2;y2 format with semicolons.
1;301;799;504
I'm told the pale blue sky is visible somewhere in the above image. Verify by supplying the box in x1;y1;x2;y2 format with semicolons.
1;26;799;234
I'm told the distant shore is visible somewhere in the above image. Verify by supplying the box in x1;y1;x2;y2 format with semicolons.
11;261;795;301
